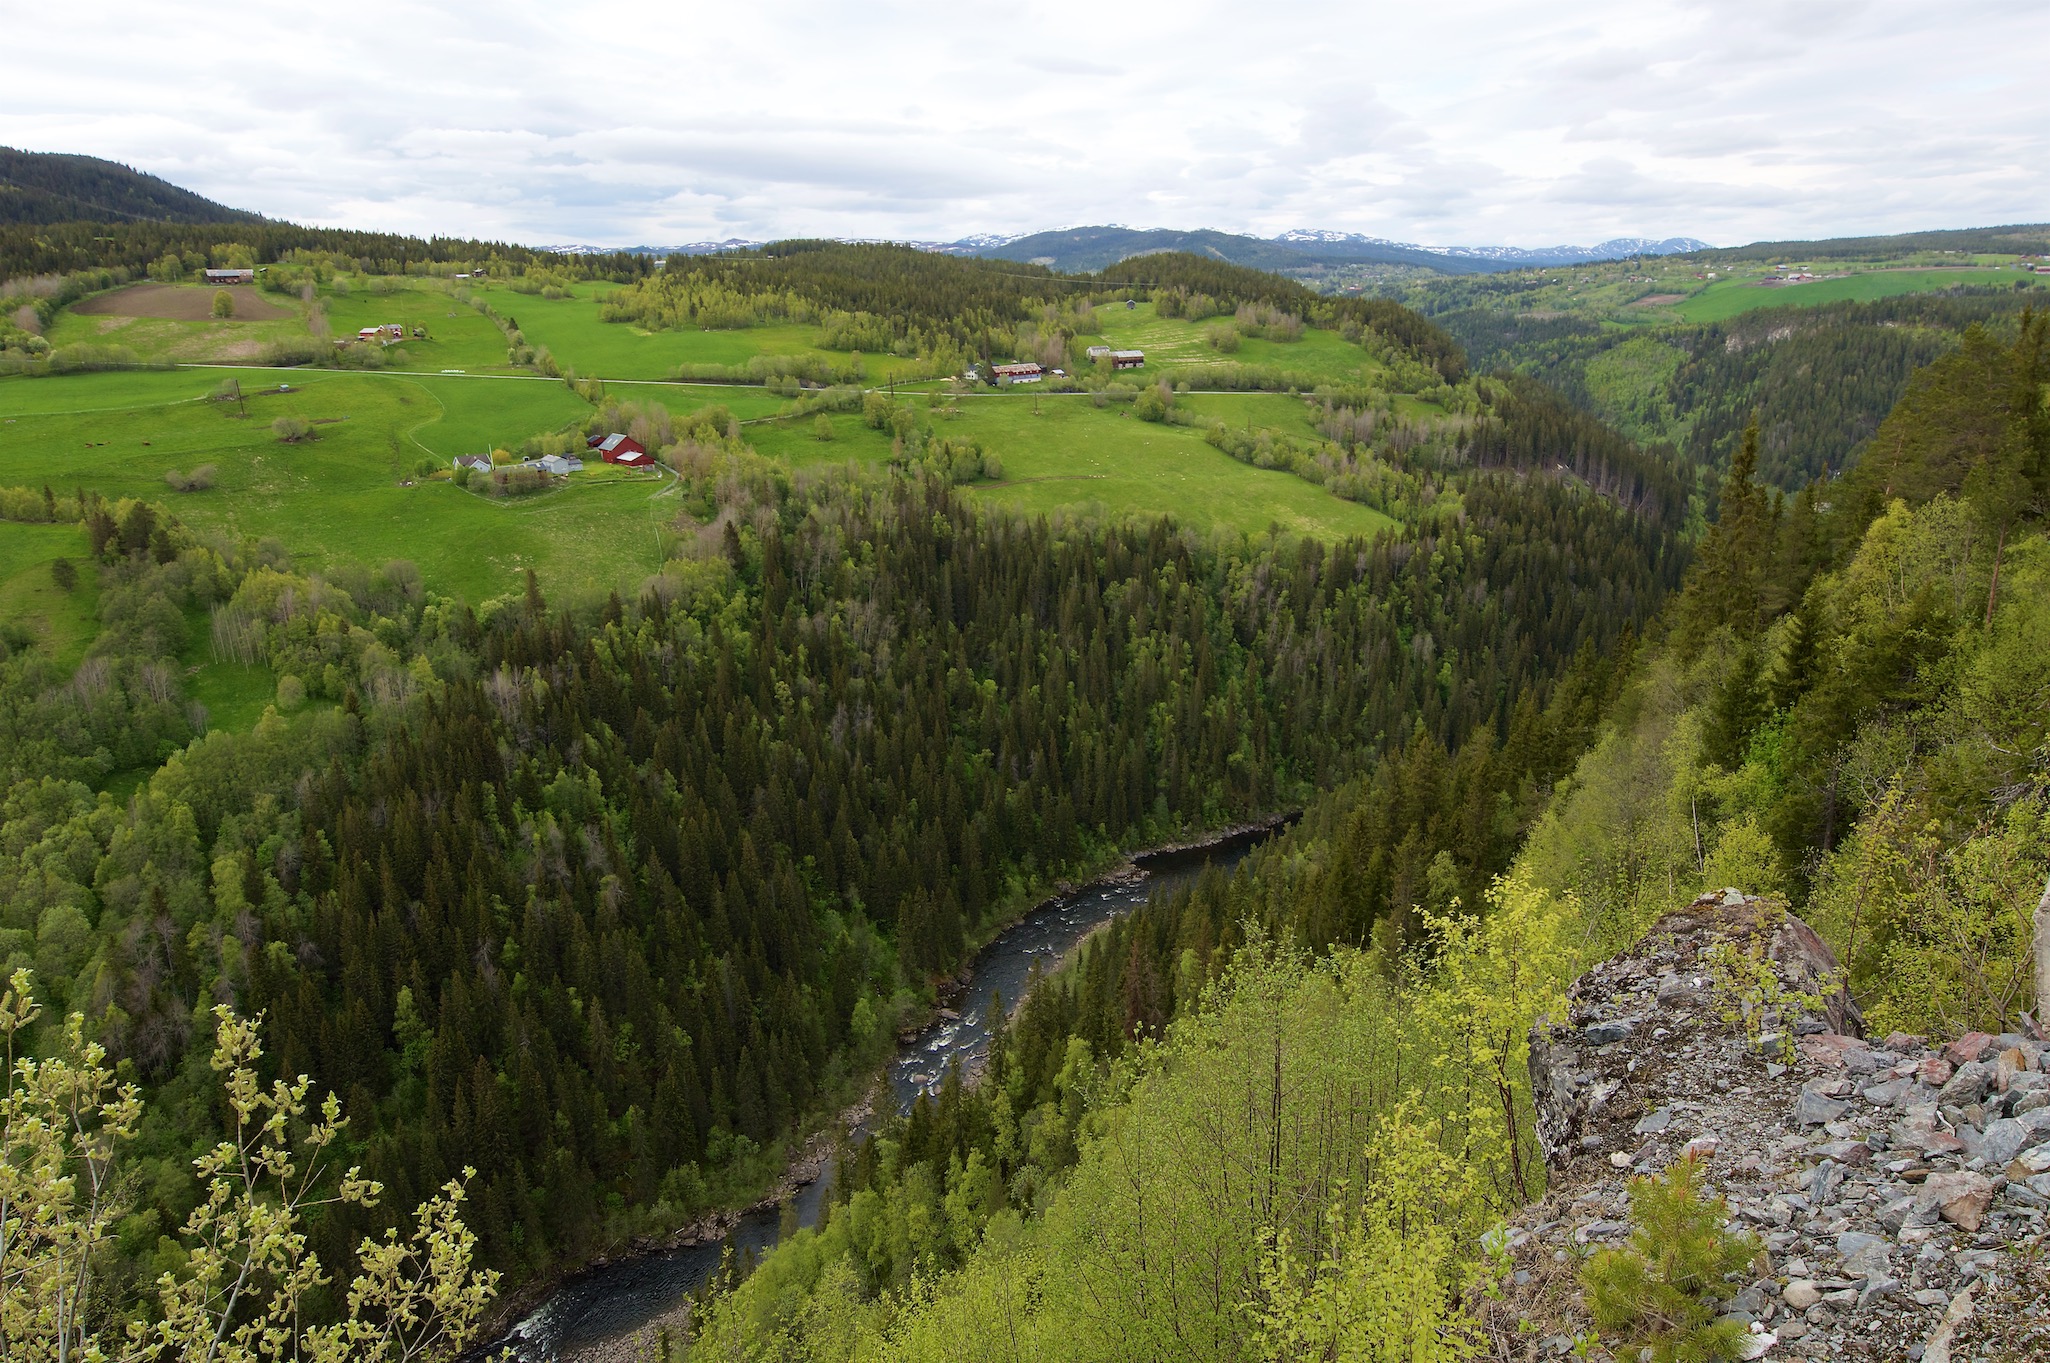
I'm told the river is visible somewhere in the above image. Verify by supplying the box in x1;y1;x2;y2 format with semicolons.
490;822;1280;1360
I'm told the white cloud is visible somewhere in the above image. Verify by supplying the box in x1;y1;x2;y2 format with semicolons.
5;0;2046;248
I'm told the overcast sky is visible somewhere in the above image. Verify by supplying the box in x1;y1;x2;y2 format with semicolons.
7;1;2047;249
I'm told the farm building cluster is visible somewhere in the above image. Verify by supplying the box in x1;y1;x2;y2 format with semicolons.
451;433;654;484
981;349;1144;386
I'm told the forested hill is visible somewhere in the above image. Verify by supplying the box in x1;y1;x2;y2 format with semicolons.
0;149;654;279
603;244;1469;380
978;225;1503;274
0;146;262;226
0;362;1684;1322
1434;290;2042;492
670;276;2050;1363
1702;220;2050;261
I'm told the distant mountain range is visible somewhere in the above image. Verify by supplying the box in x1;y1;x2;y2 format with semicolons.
549;226;1712;274
0;147;261;227
1272;230;1714;266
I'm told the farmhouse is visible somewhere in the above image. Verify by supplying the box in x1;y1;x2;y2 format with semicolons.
355;324;404;345
453;454;492;473
537;454;583;475
1085;345;1112;360
991;362;1043;385
1111;350;1145;370
204;268;254;285
587;432;653;466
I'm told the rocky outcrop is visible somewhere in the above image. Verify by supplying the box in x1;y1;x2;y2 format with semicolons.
1483;890;2050;1360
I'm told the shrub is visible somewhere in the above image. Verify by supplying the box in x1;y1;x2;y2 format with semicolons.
1581;1158;1759;1363
49;558;76;592
813;414;835;441
1205;322;1241;353
163;464;217;493
211;289;234;319
272;417;312;443
259;339;333;367
1132;383;1172;423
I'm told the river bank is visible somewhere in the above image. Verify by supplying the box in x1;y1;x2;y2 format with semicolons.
476;812;1296;1360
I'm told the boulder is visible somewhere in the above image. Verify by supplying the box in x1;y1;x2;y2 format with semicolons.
1585;1019;1633;1045
1914;1170;1996;1232
1937;1061;1994;1107
1916;1056;1954;1088
1836;1230;1892;1279
1808;1159;1844;1205
1796;1090;1849;1125
1782;1279;1822;1310
1895;1103;1968;1157
1969;1117;2032;1168
1944;1032;1999;1066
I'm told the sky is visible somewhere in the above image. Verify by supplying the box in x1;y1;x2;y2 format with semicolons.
6;0;2048;250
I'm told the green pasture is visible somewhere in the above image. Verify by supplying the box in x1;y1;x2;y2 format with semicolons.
1088;303;1385;385
181;636;278;736
748;392;1395;541
0;368;675;604
486;284;934;384
959;399;1396;540
1177;392;1327;433
323;284;519;372
0;521;98;666
612;385;796;422
1661;269;2044;323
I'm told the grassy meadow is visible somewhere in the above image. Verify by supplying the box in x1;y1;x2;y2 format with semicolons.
324;282;522;372
476;282;926;384
1086;302;1387;385
1653;267;2046;323
0;520;98;666
0;366;672;605
2;271;1426;658
748;390;1397;541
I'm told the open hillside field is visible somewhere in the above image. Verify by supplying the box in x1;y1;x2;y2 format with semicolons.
73;283;290;321
1661;268;2044;322
485;283;937;384
959;399;1396;539
0;520;97;666
747;392;1397;541
46;282;313;362
1088;302;1387;385
0;368;678;604
322;283;523;372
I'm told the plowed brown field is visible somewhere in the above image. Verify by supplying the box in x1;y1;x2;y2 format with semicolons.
74;283;291;321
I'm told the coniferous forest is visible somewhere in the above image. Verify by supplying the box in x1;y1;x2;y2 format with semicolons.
3;211;2046;1360
0;335;1684;1319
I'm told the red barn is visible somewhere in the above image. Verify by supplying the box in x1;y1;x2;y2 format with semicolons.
587;432;652;466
